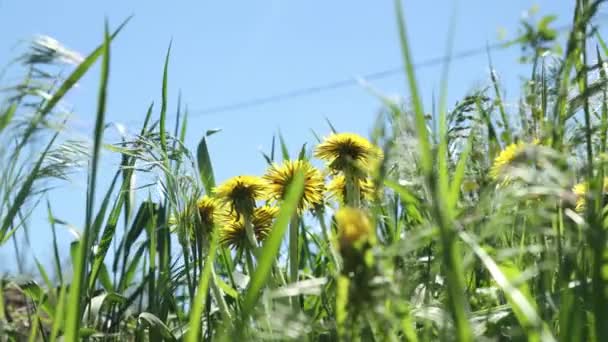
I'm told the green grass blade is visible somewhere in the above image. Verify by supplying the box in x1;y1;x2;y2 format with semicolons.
459;231;554;341
487;52;512;144
241;171;304;317
65;21;111;341
0;102;16;133
0;128;61;242
185;228;220;342
49;284;68;342
270;134;276;162
89;177;128;290
325;117;338;133
395;1;472;340
436;2;457;209
394;0;432;173
279;130;290;161
159;41;172;159
47;201;63;284
297;143;307;161
139;312;177;341
197;136;216;195
119;241;148;292
448;130;475;211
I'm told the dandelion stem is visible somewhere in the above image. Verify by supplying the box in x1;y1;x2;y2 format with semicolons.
345;173;361;207
244;215;259;251
245;249;256;277
317;211;340;270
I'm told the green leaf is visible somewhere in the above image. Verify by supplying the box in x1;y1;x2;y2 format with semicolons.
34;258;53;292
459;231;554;341
98;263;114;292
383;179;420;206
297;143;307;161
49;284;68;342
241;171;304;317
47;201;64;285
88;172;122;289
65;21;113;341
206;128;222;137
70;240;81;272
0;128;61;242
0;102;16;133
85;292;126;325
325;117;338;133
310;128;322;143
394;1;471;340
159;41;172;159
394;0;431;174
197;136;216;195
448;128;475;211
261;151;273;165
124;201;157;255
119;241;148;291
538;15;557;31
139;312;177;341
215;276;238;299
14;278;55;320
278;130;290;160
79;328;99;338
186;229;220;342
270;135;276;161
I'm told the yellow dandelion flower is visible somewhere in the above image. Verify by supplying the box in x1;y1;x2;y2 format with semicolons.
572;177;608;211
490;139;539;181
327;175;375;204
335;207;375;252
214;175;268;217
314;133;383;175
263;160;325;212
196;196;218;228
219;206;279;249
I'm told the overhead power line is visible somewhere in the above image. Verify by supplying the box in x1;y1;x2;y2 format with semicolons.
104;17;605;132
191;41;505;117
184;19;606;118
190;40;510;117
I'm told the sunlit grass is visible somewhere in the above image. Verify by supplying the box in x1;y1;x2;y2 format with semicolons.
1;0;608;341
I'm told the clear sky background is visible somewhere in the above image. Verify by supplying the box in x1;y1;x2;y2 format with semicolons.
0;1;590;271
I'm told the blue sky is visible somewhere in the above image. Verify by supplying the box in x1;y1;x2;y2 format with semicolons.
0;1;581;269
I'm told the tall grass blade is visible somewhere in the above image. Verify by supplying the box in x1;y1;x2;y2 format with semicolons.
185;227;220;342
241;172;304;318
65;21;111;341
197;136;216;195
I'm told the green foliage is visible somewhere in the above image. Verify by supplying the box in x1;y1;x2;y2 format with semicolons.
3;1;608;341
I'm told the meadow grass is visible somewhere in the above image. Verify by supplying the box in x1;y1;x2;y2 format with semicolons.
1;0;608;340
